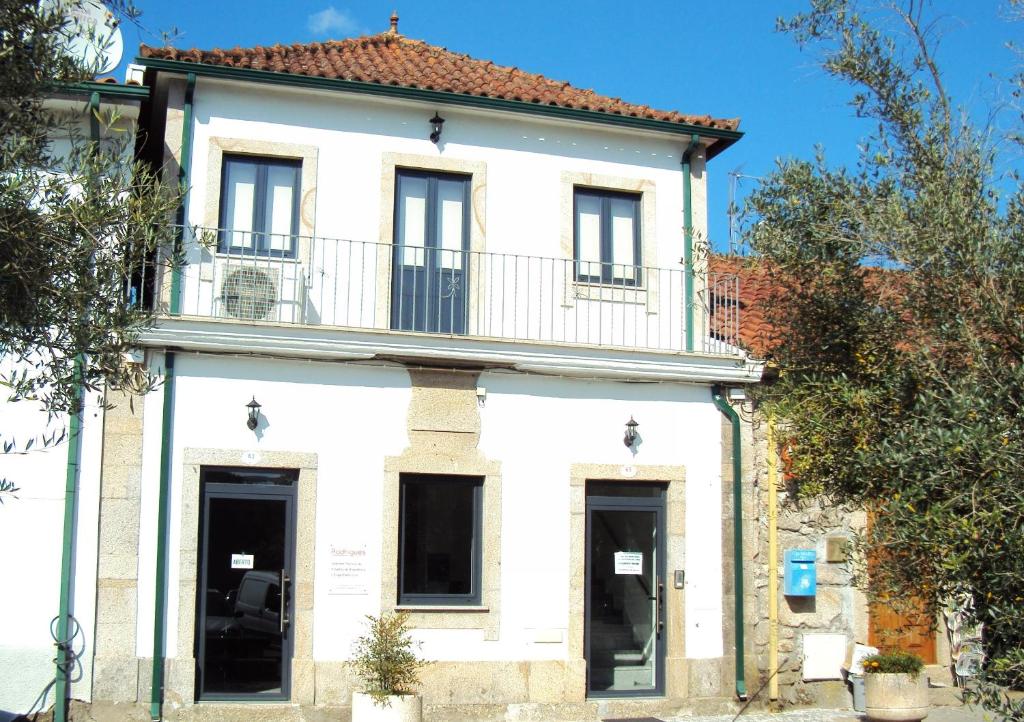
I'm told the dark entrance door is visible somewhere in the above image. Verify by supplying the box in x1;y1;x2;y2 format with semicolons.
585;482;666;697
391;169;470;334
196;467;297;700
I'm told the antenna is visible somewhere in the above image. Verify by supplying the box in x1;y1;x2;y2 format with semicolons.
45;0;124;76
727;169;762;256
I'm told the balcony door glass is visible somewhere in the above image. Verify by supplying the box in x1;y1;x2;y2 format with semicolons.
391;170;470;334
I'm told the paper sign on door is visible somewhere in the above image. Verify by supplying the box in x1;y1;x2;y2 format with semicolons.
231;553;254;570
614;551;643;575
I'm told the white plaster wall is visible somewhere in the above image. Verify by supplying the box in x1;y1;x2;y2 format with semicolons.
185;79;697;267
133;354;724;666
0;360;105;714
476;372;723;661
135;353;413;659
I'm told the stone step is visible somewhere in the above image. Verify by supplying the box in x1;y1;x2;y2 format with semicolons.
590;663;654;689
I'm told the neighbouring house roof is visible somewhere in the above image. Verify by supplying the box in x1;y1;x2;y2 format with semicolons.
139;29;740;145
709;255;774;359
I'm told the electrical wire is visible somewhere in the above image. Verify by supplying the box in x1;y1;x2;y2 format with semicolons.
19;614;85;719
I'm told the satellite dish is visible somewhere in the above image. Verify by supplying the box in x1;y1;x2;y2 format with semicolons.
44;0;124;76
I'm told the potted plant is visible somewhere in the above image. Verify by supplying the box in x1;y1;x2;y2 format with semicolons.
349;612;428;722
862;649;928;722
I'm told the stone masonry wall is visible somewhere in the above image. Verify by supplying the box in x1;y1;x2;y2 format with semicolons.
742;406;868;707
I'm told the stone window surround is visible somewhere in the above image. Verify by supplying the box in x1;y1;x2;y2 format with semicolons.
560;171;658;311
166;448;319;706
202;136;319;243
381;453;501;640
568;463;686;698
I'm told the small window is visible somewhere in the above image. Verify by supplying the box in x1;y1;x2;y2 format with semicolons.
218;155;301;257
573;188;641;285
398;474;482;605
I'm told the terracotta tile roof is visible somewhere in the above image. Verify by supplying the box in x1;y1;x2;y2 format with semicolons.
139;32;739;132
708;255;900;360
709;255;775;359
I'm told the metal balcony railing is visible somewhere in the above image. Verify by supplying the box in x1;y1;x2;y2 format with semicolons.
150;227;741;356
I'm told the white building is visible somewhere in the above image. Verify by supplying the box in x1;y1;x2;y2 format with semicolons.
3;19;765;721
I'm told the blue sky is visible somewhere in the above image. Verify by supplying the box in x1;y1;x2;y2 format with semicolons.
117;1;1021;252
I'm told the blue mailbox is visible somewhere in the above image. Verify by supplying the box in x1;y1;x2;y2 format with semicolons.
784;548;817;597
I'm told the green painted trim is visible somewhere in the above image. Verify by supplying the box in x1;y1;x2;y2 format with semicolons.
56;80;151;100
88;91;100;141
168;72;196;316
682;134;700;352
711;385;748;701
150;352;176;721
136;57;742;157
55;358;84;722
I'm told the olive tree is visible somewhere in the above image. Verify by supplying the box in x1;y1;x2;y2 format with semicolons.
1;0;181;499
746;1;1024;716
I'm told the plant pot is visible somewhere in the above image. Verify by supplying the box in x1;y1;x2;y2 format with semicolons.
352;691;423;722
864;672;929;722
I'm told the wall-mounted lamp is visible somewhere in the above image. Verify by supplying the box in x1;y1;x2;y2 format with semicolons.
623;416;639;448
429;113;445;144
246;397;262;430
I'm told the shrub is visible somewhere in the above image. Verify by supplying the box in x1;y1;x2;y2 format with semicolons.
349;612;428;706
862;650;925;677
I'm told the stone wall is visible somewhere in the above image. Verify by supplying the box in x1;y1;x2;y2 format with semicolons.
743;407;868;707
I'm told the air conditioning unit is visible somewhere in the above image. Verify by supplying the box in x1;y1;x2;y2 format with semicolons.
215;262;306;323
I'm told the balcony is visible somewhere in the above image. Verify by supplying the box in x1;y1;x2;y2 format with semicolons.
141;227;753;382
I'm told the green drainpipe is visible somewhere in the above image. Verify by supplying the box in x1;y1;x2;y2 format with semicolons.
55;359;84;722
711;385;748;701
150;352;176;721
54;91;101;722
682;134;700;353
168;72;196;316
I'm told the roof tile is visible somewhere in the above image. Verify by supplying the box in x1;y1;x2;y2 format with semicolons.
140;32;740;132
709;255;776;359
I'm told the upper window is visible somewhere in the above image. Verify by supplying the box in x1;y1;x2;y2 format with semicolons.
218;155;301;258
398;473;482;605
573;188;642;286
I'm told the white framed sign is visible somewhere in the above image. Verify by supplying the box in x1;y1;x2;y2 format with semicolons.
328;543;369;595
231;553;254;570
614;551;643;575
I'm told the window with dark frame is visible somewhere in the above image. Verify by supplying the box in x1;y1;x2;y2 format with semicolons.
398;473;483;606
573;188;642;286
218;154;301;258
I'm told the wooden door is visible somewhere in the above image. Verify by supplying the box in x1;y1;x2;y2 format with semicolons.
868;597;936;663
865;509;937;663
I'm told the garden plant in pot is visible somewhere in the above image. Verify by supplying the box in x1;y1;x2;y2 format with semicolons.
349;612;428;722
863;650;928;722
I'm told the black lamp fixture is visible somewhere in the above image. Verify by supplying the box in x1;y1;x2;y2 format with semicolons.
429;112;445;144
623;416;639;447
246;397;262;430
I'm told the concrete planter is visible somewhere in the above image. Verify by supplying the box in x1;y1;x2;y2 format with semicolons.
864;672;929;722
352;691;423;722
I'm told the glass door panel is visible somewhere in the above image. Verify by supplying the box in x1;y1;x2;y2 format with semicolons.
586;489;665;697
197;480;295;700
391;170;469;334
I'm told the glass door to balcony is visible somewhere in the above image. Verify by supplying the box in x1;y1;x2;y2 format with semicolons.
391;170;470;334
